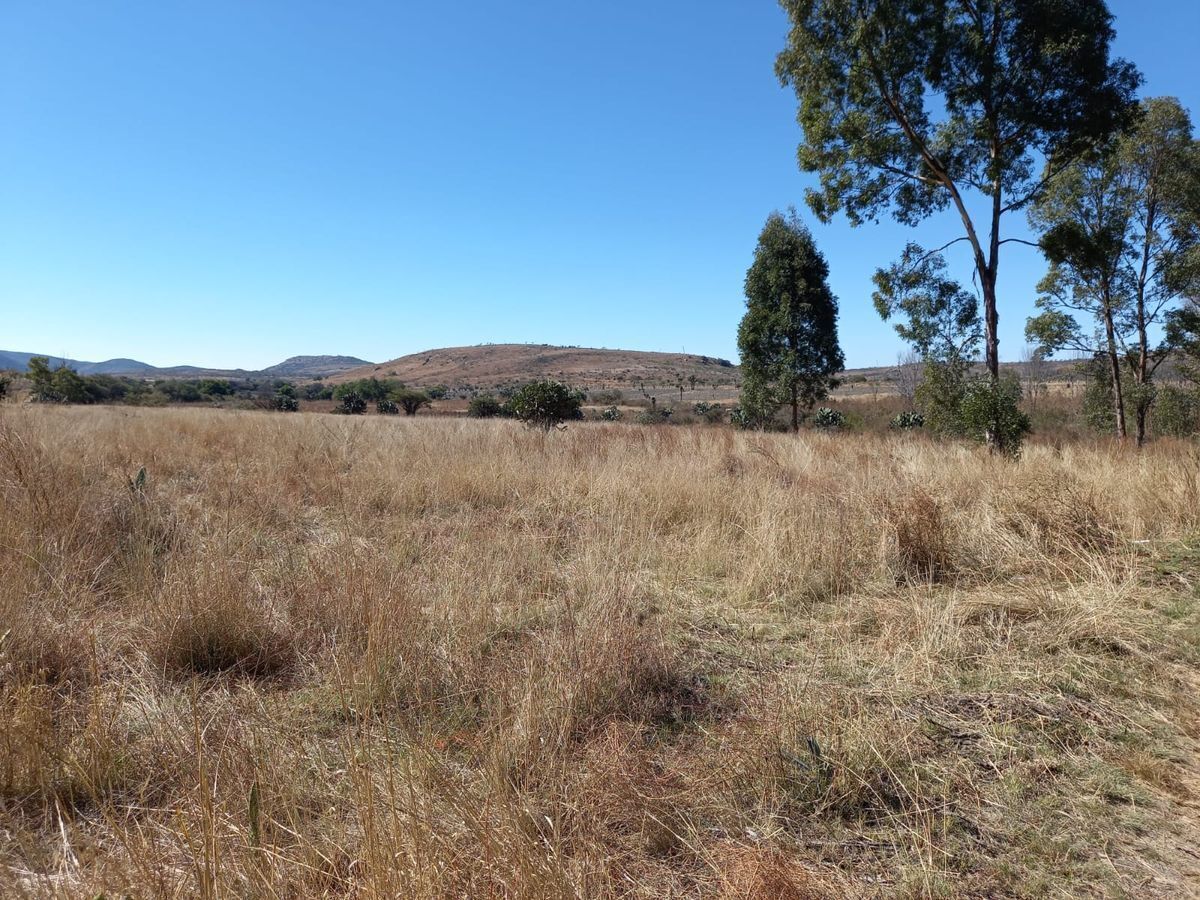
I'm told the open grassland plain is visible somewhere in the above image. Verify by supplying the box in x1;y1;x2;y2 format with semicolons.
4;407;1200;897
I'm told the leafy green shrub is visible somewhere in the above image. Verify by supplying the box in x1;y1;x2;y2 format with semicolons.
891;411;925;430
334;378;396;402
812;407;846;429
198;379;234;397
337;392;367;415
468;394;505;418
377;399;399;415
1079;354;1127;433
508;380;584;430
915;357;971;436
959;375;1030;457
394;389;432;416
729;405;753;429
271;383;299;411
635;408;668;425
600;405;623;421
304;383;333;401
692;401;724;424
0;374;10;401
1153;386;1199;438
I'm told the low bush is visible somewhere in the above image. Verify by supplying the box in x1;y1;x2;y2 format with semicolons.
812;407;846;430
337;392;367;415
508;380;584;430
890;410;925;430
960;374;1030;457
636;407;673;425
1154;386;1199;438
468;394;505;418
692;401;724;424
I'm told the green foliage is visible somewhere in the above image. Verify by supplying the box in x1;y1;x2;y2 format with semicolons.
28;356;63;402
959;375;1031;457
394;389;432;416
915;357;972;437
635;407;673;426
273;382;300;412
304;382;334;401
468;395;505;418
0;373;9;401
27;357;98;403
507;380;584;431
812;407;846;430
1027;97;1200;443
198;379;234;397
599;405;623;422
334;378;396;402
691;401;723;424
777;0;1138;228
891;411;925;430
1078;354;1127;433
337;392;367;415
22;359;299;408
377;399;399;415
873;245;982;361
737;210;844;431
1168;301;1200;387
1153;386;1200;438
777;0;1139;378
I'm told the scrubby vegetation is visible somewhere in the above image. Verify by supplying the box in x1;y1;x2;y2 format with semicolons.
3;405;1200;896
19;356;301;409
507;379;585;430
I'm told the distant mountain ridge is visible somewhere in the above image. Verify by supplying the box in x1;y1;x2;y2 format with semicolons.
261;356;374;377
0;350;372;379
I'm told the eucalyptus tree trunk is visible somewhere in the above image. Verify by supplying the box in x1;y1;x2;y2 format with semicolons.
1103;308;1128;441
1133;196;1159;447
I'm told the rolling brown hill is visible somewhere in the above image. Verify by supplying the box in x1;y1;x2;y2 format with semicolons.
329;342;1091;400
332;344;741;391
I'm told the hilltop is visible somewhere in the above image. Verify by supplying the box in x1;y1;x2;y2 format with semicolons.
334;343;738;391
261;355;372;377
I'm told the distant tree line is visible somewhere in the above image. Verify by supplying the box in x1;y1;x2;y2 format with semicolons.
15;357;299;407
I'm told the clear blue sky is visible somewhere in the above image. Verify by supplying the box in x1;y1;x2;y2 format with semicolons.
2;1;1197;370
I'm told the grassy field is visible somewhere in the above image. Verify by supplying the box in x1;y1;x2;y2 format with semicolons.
3;405;1200;897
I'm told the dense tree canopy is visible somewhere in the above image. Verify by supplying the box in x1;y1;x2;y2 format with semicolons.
776;0;1140;383
1027;97;1200;443
737;211;844;432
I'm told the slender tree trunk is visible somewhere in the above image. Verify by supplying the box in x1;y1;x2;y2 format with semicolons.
791;384;799;433
1104;310;1127;441
984;170;1002;383
1134;199;1158;448
981;275;1000;380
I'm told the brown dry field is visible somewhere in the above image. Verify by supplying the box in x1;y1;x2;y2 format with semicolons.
3;404;1200;897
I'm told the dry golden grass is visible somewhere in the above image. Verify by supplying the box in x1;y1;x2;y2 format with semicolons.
3;405;1200;897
